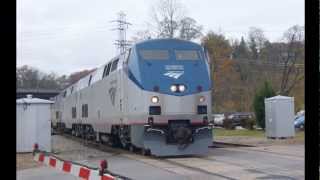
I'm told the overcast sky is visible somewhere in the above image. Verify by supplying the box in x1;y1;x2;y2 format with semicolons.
17;0;304;76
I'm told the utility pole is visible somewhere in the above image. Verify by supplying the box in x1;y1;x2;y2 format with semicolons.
111;11;132;54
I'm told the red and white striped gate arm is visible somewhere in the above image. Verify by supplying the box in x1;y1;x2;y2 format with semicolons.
33;153;116;180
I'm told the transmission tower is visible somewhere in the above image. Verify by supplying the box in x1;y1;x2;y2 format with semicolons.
111;11;132;54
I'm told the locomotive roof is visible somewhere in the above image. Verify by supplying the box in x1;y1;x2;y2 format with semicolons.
57;38;204;98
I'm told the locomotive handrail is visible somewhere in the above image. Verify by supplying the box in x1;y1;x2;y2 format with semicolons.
146;128;165;135
195;126;211;134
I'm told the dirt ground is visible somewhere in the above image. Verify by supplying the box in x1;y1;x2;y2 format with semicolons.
16;153;42;171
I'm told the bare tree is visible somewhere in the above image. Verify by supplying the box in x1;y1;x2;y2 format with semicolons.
131;29;153;43
16;65;40;89
150;0;185;38
247;27;267;60
279;25;304;95
179;17;203;40
16;65;62;90
133;0;202;41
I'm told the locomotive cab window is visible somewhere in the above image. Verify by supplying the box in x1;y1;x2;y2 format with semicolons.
103;63;112;77
175;50;199;60
110;59;119;72
139;50;169;60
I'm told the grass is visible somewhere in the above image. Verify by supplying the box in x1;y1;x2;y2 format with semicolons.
213;128;265;137
213;128;305;139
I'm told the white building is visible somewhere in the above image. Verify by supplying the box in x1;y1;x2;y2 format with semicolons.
16;95;53;152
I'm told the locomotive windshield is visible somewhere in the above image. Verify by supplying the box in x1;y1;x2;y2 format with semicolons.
128;39;211;96
139;50;169;60
175;50;199;60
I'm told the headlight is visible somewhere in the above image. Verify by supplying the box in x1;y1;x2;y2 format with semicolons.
178;85;186;92
170;85;177;92
151;96;159;103
199;96;205;102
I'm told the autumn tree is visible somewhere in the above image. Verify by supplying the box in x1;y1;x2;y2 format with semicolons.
202;32;240;112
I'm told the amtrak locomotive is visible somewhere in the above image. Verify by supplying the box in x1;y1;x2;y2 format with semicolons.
52;38;213;156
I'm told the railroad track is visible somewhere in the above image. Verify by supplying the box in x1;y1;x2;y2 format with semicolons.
52;133;253;179
53;133;302;179
57;133;252;155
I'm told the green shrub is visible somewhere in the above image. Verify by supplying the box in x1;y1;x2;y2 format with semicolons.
223;119;235;130
241;118;256;130
253;81;276;129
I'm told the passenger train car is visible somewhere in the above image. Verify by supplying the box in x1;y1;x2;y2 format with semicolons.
52;38;213;156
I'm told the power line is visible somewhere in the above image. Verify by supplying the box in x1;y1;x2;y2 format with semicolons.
110;11;132;54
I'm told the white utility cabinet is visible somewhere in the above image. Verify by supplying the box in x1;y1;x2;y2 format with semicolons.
264;95;295;138
16;95;53;152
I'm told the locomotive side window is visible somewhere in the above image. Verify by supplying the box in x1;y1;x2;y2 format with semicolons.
72;107;76;118
81;104;88;118
175;50;199;60
139;50;169;60
104;62;111;76
56;111;59;119
88;75;92;86
125;48;131;64
110;59;119;72
102;63;111;78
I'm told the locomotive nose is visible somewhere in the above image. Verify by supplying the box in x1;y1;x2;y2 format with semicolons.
162;95;196;114
173;127;192;144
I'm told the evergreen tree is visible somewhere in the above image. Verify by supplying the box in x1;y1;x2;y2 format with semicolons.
248;37;258;60
232;37;250;59
253;81;276;129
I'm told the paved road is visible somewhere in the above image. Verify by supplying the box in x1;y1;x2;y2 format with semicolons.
17;135;304;180
17;166;79;180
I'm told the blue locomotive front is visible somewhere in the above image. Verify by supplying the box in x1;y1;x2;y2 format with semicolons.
126;39;213;156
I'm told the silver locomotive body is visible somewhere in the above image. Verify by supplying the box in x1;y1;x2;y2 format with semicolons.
52;39;213;156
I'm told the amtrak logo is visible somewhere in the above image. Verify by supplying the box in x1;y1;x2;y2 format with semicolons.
164;71;184;79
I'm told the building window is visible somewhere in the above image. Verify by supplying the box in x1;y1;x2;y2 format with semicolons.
81;104;88;118
72;107;76;119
